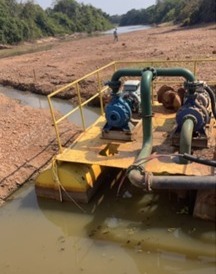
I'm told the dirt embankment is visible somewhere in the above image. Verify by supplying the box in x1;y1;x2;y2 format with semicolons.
0;23;216;203
0;24;216;97
0;94;80;204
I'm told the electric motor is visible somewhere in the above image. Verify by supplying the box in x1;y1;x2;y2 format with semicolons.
121;91;140;113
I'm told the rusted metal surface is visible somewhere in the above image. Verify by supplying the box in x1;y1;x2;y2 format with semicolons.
157;85;185;110
56;116;143;168
101;119;141;141
193;190;216;221
56;104;215;176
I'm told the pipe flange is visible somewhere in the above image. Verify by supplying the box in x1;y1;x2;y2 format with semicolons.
144;171;153;192
183;114;197;125
142;67;157;80
127;166;153;192
127;164;144;175
184;81;204;93
106;80;122;92
145;113;155;118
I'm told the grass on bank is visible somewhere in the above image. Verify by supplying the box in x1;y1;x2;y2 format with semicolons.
0;43;54;59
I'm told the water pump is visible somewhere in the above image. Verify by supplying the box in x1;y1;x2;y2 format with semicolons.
105;93;132;131
173;81;215;148
102;80;141;136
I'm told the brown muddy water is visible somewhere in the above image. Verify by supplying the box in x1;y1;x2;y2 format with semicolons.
0;86;100;127
0;179;215;274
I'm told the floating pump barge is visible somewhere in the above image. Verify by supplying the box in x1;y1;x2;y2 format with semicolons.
35;60;216;221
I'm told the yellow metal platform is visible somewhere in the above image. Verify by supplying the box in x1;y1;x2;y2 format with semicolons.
56;104;215;177
57;115;143;168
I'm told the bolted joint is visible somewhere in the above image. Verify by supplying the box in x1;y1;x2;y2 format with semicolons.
182;114;197;126
184;81;204;94
142;67;157;80
127;165;153;192
105;80;121;93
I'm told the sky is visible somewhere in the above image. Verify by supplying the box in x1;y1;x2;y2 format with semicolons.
34;0;156;15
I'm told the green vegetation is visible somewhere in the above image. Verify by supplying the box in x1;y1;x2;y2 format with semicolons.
0;0;112;44
0;0;215;45
117;0;216;26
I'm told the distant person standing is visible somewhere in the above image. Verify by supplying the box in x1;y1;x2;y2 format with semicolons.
113;28;118;42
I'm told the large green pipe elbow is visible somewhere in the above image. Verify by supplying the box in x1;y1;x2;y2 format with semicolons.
111;67;195;83
110;69;143;93
156;68;195;82
179;118;195;164
109;67;196;187
111;69;142;82
128;70;153;186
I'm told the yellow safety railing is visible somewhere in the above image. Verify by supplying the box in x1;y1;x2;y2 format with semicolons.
47;59;216;152
48;61;117;152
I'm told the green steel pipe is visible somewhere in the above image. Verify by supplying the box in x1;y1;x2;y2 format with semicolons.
179;118;195;164
111;67;195;91
152;175;216;189
110;69;142;93
137;70;153;160
111;68;142;84
128;70;153;186
127;172;216;190
109;67;196;187
156;68;195;82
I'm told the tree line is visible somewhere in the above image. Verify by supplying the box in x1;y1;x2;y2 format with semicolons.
0;0;215;45
0;0;112;44
114;0;216;27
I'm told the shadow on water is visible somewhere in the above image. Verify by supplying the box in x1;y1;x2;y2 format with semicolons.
36;182;216;256
1;175;215;274
25;175;216;252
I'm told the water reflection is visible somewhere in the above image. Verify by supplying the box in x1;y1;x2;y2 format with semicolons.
0;180;215;274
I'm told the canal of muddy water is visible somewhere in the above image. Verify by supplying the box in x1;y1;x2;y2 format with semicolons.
0;85;100;127
0;180;215;274
0;87;215;274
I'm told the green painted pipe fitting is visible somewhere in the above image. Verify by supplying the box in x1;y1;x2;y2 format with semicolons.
156;68;195;82
179;118;195;164
109;67;196;187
